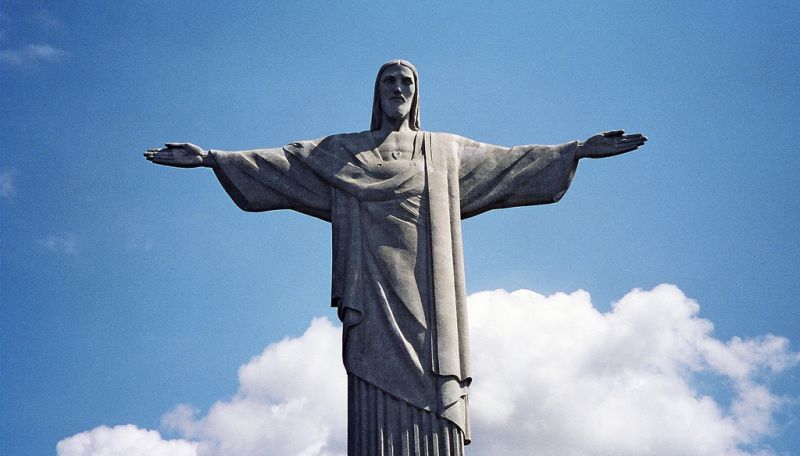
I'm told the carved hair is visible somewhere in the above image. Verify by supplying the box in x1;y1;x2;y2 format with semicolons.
370;60;420;131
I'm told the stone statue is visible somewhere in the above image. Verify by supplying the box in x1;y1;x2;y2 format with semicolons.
145;60;646;455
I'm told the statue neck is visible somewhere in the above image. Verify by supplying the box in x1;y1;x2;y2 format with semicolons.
378;114;413;135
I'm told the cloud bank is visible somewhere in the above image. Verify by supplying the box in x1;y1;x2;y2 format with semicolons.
57;285;798;456
161;318;347;456
56;425;197;456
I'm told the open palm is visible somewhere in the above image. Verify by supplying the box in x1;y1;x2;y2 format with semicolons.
578;130;647;159
144;143;207;168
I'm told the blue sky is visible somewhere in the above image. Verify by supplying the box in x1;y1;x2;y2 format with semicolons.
2;1;798;455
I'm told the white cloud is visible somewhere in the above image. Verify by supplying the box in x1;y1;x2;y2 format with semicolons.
56;424;197;456
39;233;78;255
57;285;798;456
161;317;347;456
1;43;66;66
466;285;798;456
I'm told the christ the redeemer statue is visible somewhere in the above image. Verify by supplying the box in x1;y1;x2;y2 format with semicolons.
145;60;646;455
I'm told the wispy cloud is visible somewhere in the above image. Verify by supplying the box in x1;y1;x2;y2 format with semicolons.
39;233;78;255
1;168;15;200
125;237;155;253
1;11;66;67
32;10;64;30
1;43;66;66
57;285;799;456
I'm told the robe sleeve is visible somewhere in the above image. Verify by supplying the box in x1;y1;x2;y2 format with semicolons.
456;136;579;219
208;140;332;222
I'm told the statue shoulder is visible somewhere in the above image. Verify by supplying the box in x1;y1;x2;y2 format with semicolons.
327;131;374;148
286;132;364;151
330;131;367;140
428;131;471;145
426;132;475;154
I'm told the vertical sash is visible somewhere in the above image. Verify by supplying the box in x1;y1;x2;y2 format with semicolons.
423;132;463;379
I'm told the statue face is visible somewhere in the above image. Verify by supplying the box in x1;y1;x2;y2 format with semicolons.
378;64;416;122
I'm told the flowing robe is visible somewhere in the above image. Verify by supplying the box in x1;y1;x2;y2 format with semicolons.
209;131;578;447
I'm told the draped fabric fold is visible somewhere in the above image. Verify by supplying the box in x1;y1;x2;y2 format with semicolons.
209;132;579;451
348;374;465;456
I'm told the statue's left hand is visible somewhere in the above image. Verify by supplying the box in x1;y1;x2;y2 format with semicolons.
576;130;647;159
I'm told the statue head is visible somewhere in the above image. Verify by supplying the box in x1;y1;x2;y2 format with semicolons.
370;60;420;131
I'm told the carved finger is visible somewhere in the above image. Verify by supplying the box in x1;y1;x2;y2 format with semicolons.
624;138;646;146
602;130;624;137
156;152;175;162
620;135;646;142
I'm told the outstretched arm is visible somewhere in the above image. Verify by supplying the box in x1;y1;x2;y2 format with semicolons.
143;140;332;221
576;130;647;159
457;130;647;218
457;136;580;218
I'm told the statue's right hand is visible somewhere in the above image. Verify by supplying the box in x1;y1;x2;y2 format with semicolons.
144;143;207;168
